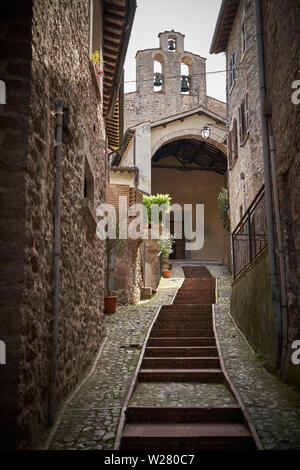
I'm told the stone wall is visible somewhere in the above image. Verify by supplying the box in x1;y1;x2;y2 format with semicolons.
0;0;33;450
113;240;143;306
226;0;264;230
261;0;300;388
231;248;277;368
0;0;106;449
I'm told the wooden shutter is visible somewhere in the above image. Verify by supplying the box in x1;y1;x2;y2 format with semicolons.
232;118;238;160
238;105;243;144
227;130;232;169
245;92;249;133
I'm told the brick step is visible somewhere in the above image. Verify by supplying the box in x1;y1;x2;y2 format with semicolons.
120;423;255;450
158;310;212;320
150;328;214;337
161;305;212;311
174;295;215;300
156;317;213;325
155;320;212;329
173;299;215;304
147;337;216;347
126;406;243;424
138;368;223;383
181;280;215;288
177;287;214;292
144;346;218;357
142;357;220;369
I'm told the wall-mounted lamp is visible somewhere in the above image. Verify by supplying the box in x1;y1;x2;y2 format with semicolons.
201;125;211;140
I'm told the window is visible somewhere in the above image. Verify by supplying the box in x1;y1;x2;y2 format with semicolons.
228;118;238;169
238;92;250;145
241;18;247;54
84;158;94;205
229;53;236;89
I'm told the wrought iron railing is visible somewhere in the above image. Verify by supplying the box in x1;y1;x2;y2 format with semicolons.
232;186;268;279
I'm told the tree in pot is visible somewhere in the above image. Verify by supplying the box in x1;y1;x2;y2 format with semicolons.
105;227;127;314
143;193;171;233
158;233;175;278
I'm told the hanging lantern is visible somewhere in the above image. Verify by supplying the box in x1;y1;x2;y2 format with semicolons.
181;75;189;93
201;125;211;140
168;39;176;51
154;72;163;87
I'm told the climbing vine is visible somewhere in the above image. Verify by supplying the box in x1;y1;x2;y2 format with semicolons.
217;187;230;231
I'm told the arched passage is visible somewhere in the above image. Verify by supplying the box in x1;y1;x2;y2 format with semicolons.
151;135;229;262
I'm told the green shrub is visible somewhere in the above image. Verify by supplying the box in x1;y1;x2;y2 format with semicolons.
143;194;172;224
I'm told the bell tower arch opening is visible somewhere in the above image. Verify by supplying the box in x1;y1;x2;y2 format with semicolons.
180;56;193;95
153;53;165;93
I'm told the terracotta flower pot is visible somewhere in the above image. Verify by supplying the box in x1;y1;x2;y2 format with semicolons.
104;295;118;314
162;270;172;278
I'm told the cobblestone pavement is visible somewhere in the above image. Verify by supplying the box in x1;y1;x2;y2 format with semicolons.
42;263;300;450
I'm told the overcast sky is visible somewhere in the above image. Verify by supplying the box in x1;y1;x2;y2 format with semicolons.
124;0;226;102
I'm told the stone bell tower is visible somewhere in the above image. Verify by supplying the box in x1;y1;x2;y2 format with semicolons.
124;30;207;129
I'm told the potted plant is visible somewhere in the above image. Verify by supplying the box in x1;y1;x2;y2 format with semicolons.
158;234;175;278
143;193;171;232
104;227;127;314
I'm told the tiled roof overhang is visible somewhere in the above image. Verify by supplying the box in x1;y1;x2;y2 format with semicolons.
209;0;240;54
103;0;136;149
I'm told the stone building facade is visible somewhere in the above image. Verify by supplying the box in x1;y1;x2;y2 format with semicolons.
261;0;300;388
0;0;135;449
124;30;223;130
210;0;300;390
112;31;230;273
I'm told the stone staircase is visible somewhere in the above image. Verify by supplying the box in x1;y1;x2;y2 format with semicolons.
119;266;260;450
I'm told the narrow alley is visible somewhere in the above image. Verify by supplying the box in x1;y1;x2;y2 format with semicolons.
42;264;300;451
1;0;300;454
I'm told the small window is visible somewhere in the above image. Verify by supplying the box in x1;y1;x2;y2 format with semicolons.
239;205;243;219
84;158;94;204
228;118;238;169
229;53;236;89
241;19;247;54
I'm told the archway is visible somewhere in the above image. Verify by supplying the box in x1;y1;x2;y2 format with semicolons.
151;135;228;262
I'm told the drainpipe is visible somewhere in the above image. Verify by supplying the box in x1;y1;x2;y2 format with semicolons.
48;99;64;425
254;0;282;369
269;126;288;377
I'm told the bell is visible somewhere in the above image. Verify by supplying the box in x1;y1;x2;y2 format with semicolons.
154;72;162;87
168;39;176;51
181;75;189;93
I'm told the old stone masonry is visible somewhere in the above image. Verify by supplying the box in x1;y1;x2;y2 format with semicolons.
42;264;300;451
